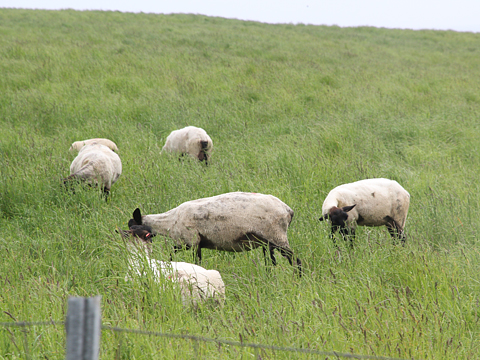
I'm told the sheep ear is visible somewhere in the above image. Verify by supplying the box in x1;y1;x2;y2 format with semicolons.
133;208;142;225
318;214;329;221
342;204;356;213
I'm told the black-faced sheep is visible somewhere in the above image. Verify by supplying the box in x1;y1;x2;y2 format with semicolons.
162;126;213;164
64;143;122;196
318;178;410;245
69;138;119;153
127;192;302;276
122;228;225;306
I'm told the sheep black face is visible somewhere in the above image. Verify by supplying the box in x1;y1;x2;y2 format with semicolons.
126;208;156;243
319;205;356;239
120;226;156;243
197;150;208;162
198;141;210;164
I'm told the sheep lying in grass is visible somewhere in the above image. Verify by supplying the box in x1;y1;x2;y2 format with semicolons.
162;126;213;164
318;178;410;245
64;143;122;196
127;192;302;276
122;227;226;306
69;138;119;153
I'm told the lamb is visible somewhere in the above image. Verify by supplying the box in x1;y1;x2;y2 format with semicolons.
127;192;302;275
69;138;119;153
162;126;213;164
122;227;225;306
64;143;122;196
318;178;410;245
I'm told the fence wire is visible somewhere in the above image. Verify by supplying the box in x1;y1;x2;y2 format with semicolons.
1;320;64;360
102;325;409;360
0;321;412;360
0;320;64;328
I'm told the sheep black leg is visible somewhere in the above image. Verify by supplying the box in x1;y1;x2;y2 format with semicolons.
170;245;181;261
268;243;277;266
63;175;78;194
102;187;110;201
262;246;270;267
330;226;340;247
279;247;302;277
339;227;355;249
195;246;202;264
348;229;355;249
385;218;405;246
199;151;209;166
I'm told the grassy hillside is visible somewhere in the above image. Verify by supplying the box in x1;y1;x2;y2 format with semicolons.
1;8;480;359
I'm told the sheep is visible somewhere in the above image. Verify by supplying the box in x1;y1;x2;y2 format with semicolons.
162;126;213;164
64;143;122;196
122;227;226;306
318;178;410;245
69;138;119;153
127;192;302;276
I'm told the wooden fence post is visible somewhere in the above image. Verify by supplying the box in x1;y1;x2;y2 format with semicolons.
66;296;102;360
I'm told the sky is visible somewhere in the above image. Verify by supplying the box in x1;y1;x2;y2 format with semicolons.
2;0;480;33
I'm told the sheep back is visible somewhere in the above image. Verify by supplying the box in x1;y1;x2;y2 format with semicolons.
173;265;226;305
69;138;119;153
69;143;122;190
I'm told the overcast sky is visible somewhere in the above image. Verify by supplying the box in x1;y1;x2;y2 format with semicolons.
2;0;479;33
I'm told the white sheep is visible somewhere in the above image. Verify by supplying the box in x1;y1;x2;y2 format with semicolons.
65;143;122;196
127;192;302;275
318;178;410;244
69;138;119;153
123;227;225;306
162;126;213;164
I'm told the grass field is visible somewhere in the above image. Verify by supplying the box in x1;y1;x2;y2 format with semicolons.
1;8;480;359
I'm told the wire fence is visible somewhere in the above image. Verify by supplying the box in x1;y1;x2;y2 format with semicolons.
1;320;64;360
0;319;411;360
102;325;409;360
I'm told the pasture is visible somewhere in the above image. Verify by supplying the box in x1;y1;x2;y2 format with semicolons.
0;8;479;359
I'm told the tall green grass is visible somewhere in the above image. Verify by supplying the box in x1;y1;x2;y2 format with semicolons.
1;8;479;359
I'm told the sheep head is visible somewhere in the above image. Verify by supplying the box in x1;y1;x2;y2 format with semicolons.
119;226;156;244
125;208;156;243
318;204;356;229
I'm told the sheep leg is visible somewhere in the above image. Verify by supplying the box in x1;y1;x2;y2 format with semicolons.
330;225;341;247
63;175;78;193
195;246;202;264
251;233;302;277
170;245;182;261
261;245;275;267
278;247;303;277
338;227;355;248
102;186;110;201
385;217;406;245
268;243;277;266
347;228;356;249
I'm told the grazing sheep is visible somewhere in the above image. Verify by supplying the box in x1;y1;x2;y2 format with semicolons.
122;227;225;306
69;138;119;153
127;192;302;275
64;143;122;196
162;126;213;164
318;178;410;245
